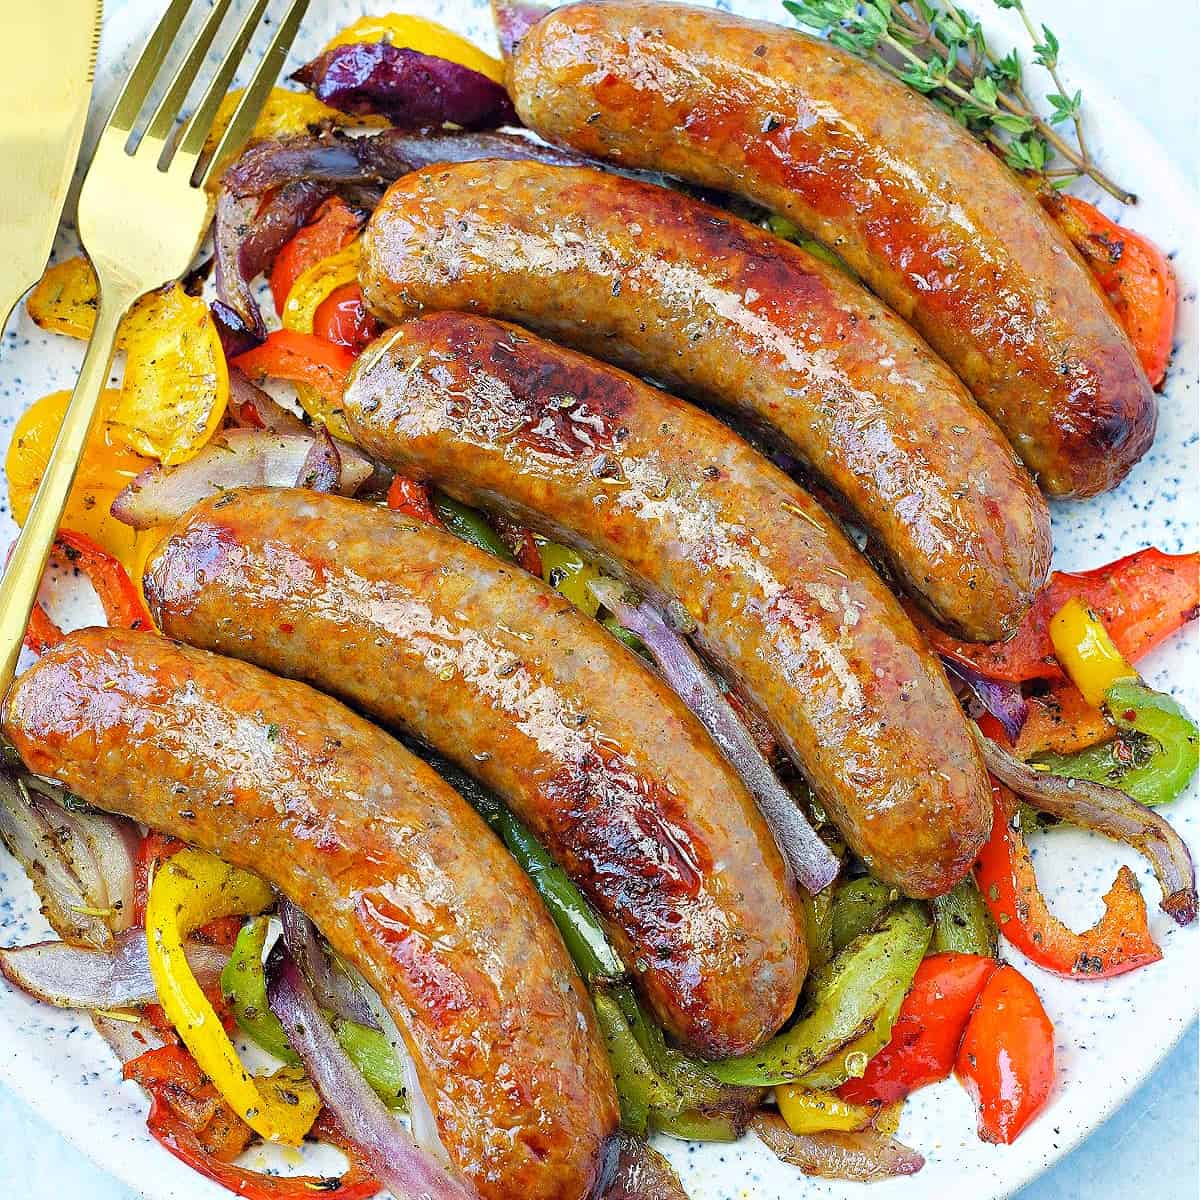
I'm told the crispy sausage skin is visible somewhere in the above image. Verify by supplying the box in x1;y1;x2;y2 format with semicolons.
359;158;1050;643
145;489;805;1057
342;313;992;899
509;1;1156;498
2;628;617;1200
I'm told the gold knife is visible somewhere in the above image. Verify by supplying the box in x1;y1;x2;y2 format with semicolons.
0;3;102;336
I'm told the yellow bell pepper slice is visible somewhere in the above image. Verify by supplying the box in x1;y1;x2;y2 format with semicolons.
775;1085;875;1134
24;263;228;467
114;285;229;466
145;849;315;1144
280;241;361;441
27;256;155;347
539;541;605;618
323;14;505;83
5;390;152;574
1049;598;1139;708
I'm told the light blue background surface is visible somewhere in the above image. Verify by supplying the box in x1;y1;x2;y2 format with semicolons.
1;0;1195;1196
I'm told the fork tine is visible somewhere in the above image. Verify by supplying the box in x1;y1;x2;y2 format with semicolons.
141;0;235;153
172;0;270;173
192;0;312;188
106;0;195;135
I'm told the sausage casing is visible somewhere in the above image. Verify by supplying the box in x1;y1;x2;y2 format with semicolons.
342;313;993;899
2;627;617;1200
145;489;806;1057
509;1;1156;497
358;157;1050;642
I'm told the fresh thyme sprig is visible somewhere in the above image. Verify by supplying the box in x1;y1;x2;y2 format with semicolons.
782;0;1135;203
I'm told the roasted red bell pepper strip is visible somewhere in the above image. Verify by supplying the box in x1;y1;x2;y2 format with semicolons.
837;952;997;1106
127;1045;379;1199
313;281;381;355
1053;196;1177;389
22;530;154;654
232;331;356;411
974;782;1161;978
918;548;1198;683
386;475;439;524
268;197;363;315
955;964;1055;1145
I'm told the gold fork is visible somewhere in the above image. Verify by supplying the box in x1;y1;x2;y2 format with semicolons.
0;0;311;692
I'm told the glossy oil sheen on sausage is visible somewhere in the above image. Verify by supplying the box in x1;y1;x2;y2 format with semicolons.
2;628;617;1200
342;314;992;898
358;157;1050;642
145;489;805;1058
508;1;1156;498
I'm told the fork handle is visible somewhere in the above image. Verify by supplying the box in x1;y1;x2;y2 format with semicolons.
0;294;133;696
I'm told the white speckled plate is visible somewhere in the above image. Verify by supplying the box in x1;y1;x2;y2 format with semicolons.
0;2;1196;1199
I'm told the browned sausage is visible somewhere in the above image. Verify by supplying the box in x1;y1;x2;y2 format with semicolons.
2;627;617;1200
144;488;805;1057
359;157;1050;642
508;1;1156;498
342;313;992;899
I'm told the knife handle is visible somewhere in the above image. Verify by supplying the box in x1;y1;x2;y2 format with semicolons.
0;292;133;694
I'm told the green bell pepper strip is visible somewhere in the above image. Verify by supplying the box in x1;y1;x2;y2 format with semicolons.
612;983;735;1116
1034;680;1198;807
221;918;407;1108
653;1110;743;1142
471;793;625;983
801;886;835;974
430;492;515;562
764;216;854;275
222;918;300;1065
830;876;900;955
329;1016;407;1108
592;990;676;1135
794;986;905;1090
931;875;998;956
709;901;932;1087
600;615;649;657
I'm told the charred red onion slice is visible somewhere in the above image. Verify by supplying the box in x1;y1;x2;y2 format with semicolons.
240;180;332;283
978;730;1197;925
0;928;227;1009
224;128;588;200
23;779;139;936
210;300;263;359
213;188;268;342
298;427;342;493
604;1132;689;1200
293;43;518;130
943;658;1029;742
91;1011;166;1064
588;578;838;894
227;368;310;436
111;430;373;530
0;773;131;950
278;897;379;1030
267;944;476;1200
752;1113;924;1181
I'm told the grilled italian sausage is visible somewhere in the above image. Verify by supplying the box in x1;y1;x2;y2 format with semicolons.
145;488;805;1057
358;158;1050;642
508;1;1156;497
341;313;992;898
3;628;616;1200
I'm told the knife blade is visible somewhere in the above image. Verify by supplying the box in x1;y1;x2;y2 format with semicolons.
0;3;102;336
